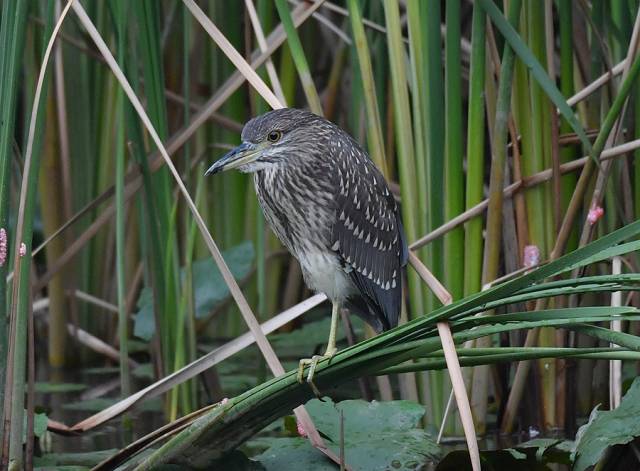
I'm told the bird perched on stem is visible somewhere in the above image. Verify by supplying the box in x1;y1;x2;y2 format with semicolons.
206;108;408;389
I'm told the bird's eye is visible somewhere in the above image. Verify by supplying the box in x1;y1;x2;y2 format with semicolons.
267;130;282;143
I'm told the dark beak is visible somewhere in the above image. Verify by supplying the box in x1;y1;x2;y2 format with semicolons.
205;142;259;175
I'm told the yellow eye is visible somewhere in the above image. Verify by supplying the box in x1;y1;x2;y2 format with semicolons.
267;130;282;142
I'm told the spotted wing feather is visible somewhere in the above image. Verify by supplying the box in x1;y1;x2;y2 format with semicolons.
330;138;408;332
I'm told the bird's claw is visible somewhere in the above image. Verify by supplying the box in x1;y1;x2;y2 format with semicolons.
297;348;336;396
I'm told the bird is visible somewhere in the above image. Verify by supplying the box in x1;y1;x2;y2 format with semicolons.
206;108;408;388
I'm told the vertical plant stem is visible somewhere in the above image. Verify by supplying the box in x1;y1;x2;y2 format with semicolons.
483;0;521;288
463;0;487;436
475;0;522;434
40;93;67;368
464;6;486;299
347;0;387;175
444;0;464;303
274;0;323;115
443;0;465;437
423;0;445;315
405;0;430;307
114;1;131;400
182;1;198;411
134;1;182;398
382;0;423;322
558;0;577;246
524;0;555;430
0;2;29;446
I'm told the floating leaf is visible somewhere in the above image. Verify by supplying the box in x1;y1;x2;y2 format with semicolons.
572;377;640;470
253;399;440;471
253;437;338;471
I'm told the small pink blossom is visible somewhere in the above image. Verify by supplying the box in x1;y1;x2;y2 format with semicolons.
587;205;604;226
0;228;6;266
523;245;540;268
18;242;26;257
296;419;307;437
219;397;229;406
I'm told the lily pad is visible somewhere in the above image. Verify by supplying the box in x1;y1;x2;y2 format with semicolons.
253;437;337;471
253;399;440;471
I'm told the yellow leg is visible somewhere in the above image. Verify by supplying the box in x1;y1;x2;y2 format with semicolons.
324;300;339;356
297;301;340;393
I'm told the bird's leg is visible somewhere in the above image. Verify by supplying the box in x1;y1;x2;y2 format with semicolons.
324;300;339;356
296;301;340;391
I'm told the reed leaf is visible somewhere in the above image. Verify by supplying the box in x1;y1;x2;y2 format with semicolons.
347;0;387;174
274;0;322;114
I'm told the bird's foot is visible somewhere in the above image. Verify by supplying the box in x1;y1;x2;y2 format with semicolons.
296;347;337;396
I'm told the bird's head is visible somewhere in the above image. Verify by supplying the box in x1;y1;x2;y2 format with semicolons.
205;108;331;175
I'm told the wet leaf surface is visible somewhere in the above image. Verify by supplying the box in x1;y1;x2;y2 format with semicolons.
251;398;440;471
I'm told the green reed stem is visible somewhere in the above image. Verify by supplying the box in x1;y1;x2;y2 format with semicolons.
274;0;322;114
347;0;387;175
113;1;131;400
382;0;424;319
0;2;29;443
474;0;522;434
6;4;54;465
444;0;464;302
464;4;486;298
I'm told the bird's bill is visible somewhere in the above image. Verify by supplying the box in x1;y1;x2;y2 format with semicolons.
205;141;260;175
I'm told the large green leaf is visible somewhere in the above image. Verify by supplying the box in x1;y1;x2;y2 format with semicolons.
254;438;336;471
572;377;640;470
253;399;440;471
133;241;255;340
190;240;255;317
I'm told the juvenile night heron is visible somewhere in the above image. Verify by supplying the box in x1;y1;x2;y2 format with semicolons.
206;108;408;386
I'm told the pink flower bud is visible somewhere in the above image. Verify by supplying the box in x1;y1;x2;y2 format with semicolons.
587;205;604;226
19;242;26;257
0;228;6;266
523;245;540;268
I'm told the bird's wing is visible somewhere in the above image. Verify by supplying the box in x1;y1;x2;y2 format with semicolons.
330;141;407;331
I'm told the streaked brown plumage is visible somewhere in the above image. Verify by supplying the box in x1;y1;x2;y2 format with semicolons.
206;108;408;383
